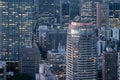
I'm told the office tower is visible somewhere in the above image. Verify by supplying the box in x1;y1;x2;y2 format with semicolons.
60;1;70;25
96;3;109;38
46;29;67;51
54;0;60;24
97;3;109;28
6;61;19;80
69;0;80;19
38;0;55;25
118;52;120;80
109;3;120;28
19;46;40;80
80;0;102;25
0;61;6;80
102;50;117;80
38;25;48;50
66;21;97;80
0;0;35;61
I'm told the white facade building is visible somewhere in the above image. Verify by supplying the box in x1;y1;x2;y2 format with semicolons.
66;21;97;80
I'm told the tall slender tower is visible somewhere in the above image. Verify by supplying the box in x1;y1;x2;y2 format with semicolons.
60;0;70;25
96;3;109;38
66;21;97;80
0;0;35;61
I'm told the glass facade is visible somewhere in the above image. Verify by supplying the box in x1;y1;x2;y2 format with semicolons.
96;3;109;38
109;3;120;28
80;0;102;25
0;0;35;61
38;0;55;25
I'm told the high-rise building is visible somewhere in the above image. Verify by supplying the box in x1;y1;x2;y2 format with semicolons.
102;50;117;80
38;25;48;50
66;21;97;80
38;0;55;25
19;46;40;80
54;0;61;24
96;3;109;38
69;0;80;19
80;0;102;25
97;3;109;28
109;3;120;28
46;29;67;51
0;0;35;61
60;1;70;25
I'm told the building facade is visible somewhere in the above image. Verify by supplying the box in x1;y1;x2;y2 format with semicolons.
46;29;67;51
66;21;97;80
69;0;80;19
19;46;40;80
96;3;109;39
80;0;102;25
0;0;35;61
102;50;117;80
60;1;70;25
109;3;120;28
38;0;55;25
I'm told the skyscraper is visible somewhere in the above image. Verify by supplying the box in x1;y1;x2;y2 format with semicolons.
66;21;97;80
102;50;117;80
60;1;70;25
80;0;102;25
38;0;55;25
46;29;67;51
19;46;40;80
69;0;80;19
97;3;109;28
96;3;109;38
109;3;120;28
0;0;35;61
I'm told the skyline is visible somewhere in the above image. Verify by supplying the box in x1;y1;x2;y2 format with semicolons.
0;0;120;80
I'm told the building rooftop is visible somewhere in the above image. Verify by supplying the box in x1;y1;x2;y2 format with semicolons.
48;50;66;54
70;22;93;27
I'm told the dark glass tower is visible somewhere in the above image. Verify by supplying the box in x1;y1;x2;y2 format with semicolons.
0;0;35;61
109;3;120;28
38;0;55;25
